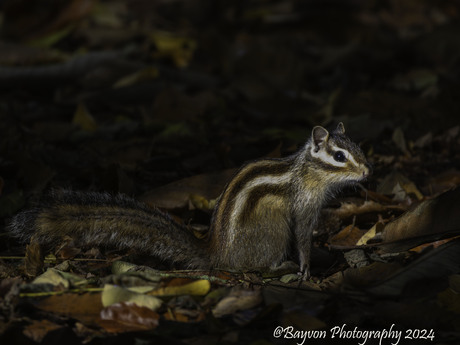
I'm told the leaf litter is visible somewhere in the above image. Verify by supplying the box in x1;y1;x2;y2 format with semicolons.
0;0;459;344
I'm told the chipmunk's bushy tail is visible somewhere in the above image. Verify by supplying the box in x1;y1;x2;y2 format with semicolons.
8;190;209;269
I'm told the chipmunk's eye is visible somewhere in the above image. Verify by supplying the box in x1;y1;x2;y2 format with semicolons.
333;151;346;162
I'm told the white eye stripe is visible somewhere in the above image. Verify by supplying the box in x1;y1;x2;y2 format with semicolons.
330;145;360;167
311;148;345;167
332;146;359;167
311;145;359;168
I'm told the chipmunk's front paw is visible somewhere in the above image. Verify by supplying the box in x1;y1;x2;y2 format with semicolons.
297;267;311;281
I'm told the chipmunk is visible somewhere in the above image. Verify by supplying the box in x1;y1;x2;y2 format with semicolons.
8;123;370;278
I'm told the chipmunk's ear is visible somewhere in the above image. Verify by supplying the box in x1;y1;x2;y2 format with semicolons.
312;126;329;152
335;122;345;134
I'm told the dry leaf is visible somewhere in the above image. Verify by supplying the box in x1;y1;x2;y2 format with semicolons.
56;245;81;260
212;287;262;318
330;225;364;247
98;302;159;333
328;200;404;220
377;171;423;201
426;169;460;195
24;241;42;277
381;189;460;248
357;222;384;246
23;319;63;342
102;284;162;310
33;293;103;325
367;240;460;296
32;267;89;290
32;269;69;288
163;310;190;322
409;238;458;253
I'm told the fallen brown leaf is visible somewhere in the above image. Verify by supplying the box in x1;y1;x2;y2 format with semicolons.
33;292;103;326
381;189;460;250
212;287;262;318
23;319;64;343
24;241;42;277
330;225;364;247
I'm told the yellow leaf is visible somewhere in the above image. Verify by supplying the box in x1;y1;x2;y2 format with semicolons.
33;268;69;288
150;31;197;68
150;279;210;297
357;222;384;246
32;268;88;288
102;284;162;310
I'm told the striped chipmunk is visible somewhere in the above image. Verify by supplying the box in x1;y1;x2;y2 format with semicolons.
9;123;371;278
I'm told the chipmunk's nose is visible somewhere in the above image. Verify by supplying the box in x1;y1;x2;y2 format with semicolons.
362;163;373;177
